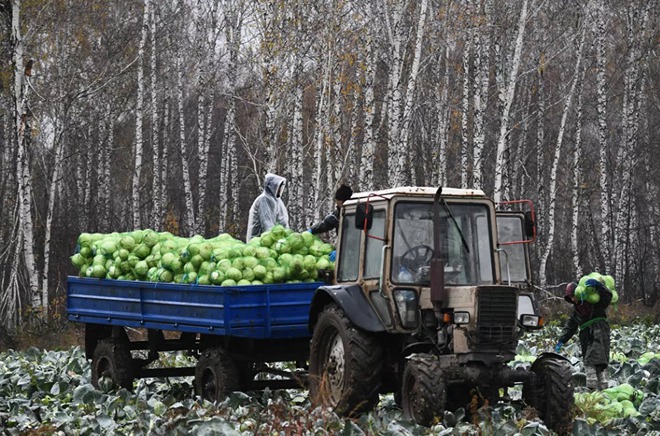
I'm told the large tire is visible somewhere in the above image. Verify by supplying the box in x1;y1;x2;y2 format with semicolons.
401;355;446;426
523;356;574;434
91;340;134;390
309;304;383;416
195;348;239;403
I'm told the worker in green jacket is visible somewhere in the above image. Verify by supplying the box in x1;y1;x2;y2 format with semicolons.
556;277;613;390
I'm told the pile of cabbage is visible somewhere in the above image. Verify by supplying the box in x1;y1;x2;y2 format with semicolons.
70;225;335;286
574;272;619;304
574;383;644;423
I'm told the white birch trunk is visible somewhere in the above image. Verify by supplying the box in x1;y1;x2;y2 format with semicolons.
384;1;405;185
359;32;377;192
596;2;610;274
40;108;68;320
11;0;40;310
493;0;528;204
150;5;161;231
538;28;585;287
571;55;587;277
328;66;342;198
160;97;170;229
290;81;304;230
100;108;113;230
177;58;196;234
133;0;149;230
471;0;492;190
460;2;472;188
400;0;428;187
614;3;650;291
434;45;450;187
310;48;331;223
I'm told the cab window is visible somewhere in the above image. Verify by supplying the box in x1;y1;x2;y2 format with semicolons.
337;212;360;282
364;210;386;279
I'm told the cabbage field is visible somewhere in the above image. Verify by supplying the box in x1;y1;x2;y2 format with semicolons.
1;322;659;435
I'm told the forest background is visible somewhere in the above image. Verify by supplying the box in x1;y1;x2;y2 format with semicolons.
0;0;659;337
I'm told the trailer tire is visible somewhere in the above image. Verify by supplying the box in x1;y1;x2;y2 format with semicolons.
309;304;383;416
523;356;574;434
195;348;239;403
401;355;446;426
91;340;134;391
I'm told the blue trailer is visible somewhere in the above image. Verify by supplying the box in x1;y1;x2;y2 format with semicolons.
67;276;324;399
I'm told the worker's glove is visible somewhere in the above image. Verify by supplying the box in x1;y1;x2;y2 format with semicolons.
585;278;601;287
329;250;336;261
555;341;563;353
307;228;313;233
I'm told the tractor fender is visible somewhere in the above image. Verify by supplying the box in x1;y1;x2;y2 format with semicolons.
309;284;386;333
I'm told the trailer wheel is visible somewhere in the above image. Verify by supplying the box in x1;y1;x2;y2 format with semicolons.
195;348;239;403
523;355;574;434
309;304;383;416
91;340;134;391
401;355;446;426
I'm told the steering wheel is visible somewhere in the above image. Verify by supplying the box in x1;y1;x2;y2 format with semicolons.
400;245;435;272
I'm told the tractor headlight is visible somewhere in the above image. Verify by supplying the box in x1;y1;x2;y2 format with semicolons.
394;289;419;329
453;311;470;324
520;314;541;328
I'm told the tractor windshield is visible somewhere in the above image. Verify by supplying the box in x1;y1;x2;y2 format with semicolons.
391;201;494;285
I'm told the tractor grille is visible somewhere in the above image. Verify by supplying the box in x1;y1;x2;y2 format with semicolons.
476;287;517;346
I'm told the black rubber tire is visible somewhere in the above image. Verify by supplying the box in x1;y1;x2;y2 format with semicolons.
194;348;239;403
309;304;383;417
523;356;574;434
91;340;134;391
401;355;446;426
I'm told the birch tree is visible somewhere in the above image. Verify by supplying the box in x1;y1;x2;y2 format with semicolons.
596;0;610;273
10;0;40;314
493;0;528;204
538;25;585;287
177;57;196;234
150;5;162;230
471;0;492;190
133;0;149;230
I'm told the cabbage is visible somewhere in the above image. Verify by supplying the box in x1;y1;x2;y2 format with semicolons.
120;236;136;251
134;260;149;278
198;243;214;261
71;253;86;268
210;270;225;285
221;279;236;286
237;279;252;286
216;259;232;273
253;265;267;279
78;232;93;247
242;245;257;257
142;230;160;247
133;243;151;259
79;246;93;259
226;267;242;281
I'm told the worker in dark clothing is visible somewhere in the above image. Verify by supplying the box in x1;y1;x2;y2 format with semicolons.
556;277;613;390
309;184;353;235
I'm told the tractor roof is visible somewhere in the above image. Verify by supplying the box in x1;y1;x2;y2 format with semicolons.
345;187;488;205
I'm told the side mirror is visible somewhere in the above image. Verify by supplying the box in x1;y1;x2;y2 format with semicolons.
524;211;535;238
355;203;373;230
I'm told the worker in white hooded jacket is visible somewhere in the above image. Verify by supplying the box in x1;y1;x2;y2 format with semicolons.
246;173;289;242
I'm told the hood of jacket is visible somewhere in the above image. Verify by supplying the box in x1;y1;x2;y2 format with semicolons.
264;173;286;198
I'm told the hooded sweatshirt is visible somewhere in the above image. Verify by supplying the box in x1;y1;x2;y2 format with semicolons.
246;173;289;242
